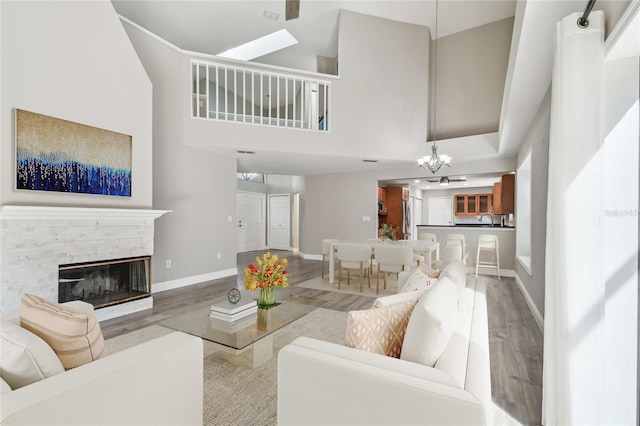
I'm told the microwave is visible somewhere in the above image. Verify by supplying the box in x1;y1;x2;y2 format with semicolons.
378;201;384;213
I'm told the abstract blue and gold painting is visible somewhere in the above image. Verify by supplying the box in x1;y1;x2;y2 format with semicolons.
16;109;132;197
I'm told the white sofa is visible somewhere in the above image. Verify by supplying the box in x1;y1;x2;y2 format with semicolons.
277;260;491;425
1;326;203;425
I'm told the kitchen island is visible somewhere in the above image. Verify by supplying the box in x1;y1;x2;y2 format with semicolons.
416;225;515;275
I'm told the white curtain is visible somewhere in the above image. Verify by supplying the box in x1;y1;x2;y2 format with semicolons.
543;11;605;425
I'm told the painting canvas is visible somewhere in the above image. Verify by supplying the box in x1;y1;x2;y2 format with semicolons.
16;109;132;197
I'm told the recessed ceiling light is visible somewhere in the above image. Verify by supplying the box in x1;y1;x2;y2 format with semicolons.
425;186;431;189
414;179;420;183
218;29;298;61
464;183;469;186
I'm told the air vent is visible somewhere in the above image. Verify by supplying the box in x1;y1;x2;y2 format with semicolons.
237;150;255;154
363;159;378;163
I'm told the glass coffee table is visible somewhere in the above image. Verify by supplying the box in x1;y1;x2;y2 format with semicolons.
158;298;316;368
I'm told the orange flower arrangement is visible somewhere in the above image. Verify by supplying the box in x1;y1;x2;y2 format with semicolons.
243;252;289;291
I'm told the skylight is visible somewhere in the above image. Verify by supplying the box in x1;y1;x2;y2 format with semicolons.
217;29;298;61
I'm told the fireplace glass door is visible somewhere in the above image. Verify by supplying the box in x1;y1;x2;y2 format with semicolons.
58;257;151;308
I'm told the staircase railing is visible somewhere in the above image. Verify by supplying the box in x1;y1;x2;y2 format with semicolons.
191;59;331;131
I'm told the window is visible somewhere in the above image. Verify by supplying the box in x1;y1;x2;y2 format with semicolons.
516;149;532;273
237;173;265;183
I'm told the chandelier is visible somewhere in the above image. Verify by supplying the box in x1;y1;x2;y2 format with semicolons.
417;0;451;174
418;143;451;174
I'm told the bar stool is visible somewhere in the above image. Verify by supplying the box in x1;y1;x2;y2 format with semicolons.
445;234;469;265
475;234;500;280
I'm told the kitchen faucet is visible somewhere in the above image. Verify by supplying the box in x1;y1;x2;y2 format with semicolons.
479;214;493;224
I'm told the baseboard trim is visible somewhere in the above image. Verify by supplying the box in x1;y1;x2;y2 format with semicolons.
465;266;515;278
298;252;322;261
514;273;544;331
153;268;238;293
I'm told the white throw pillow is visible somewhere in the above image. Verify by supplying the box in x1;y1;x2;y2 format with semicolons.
400;277;458;367
371;291;424;309
0;321;65;389
399;268;435;293
440;261;467;295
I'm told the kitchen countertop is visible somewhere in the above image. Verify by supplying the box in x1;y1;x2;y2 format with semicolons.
417;224;515;230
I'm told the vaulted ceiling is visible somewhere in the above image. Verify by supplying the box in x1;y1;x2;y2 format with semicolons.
112;0;630;176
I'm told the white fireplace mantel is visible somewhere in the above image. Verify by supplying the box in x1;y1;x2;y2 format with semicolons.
0;205;171;221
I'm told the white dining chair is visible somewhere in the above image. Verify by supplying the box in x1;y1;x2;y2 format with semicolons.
373;245;414;294
445;234;469;265
418;233;438;262
321;239;338;280
335;244;372;292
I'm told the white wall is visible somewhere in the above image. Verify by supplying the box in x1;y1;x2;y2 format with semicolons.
0;1;152;208
435;17;514;139
121;20;238;288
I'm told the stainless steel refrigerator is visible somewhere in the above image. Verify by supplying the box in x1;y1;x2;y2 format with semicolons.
402;198;411;240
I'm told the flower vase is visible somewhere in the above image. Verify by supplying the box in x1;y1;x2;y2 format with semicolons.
257;307;270;331
258;286;276;308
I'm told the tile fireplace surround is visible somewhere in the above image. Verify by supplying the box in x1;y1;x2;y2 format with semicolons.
0;205;169;321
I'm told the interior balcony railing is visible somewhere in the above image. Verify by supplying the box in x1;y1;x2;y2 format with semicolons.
191;59;331;131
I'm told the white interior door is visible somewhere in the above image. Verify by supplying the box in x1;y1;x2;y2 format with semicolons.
268;194;290;250
427;197;453;226
237;192;265;252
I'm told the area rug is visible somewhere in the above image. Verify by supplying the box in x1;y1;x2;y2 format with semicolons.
294;275;398;298
105;308;347;426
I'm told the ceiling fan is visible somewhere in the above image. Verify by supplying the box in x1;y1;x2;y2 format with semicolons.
285;0;300;20
424;176;467;186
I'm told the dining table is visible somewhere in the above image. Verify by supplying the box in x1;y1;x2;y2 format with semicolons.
327;239;440;285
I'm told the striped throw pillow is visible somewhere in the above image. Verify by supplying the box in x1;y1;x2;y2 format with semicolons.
20;294;107;370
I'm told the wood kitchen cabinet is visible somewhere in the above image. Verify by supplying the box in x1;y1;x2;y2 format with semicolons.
478;194;492;214
455;194;492;216
377;187;387;228
500;174;515;214
492;174;514;214
377;187;386;204
493;182;503;214
382;187;406;239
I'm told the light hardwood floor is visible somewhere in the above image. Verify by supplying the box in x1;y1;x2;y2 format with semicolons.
101;250;543;425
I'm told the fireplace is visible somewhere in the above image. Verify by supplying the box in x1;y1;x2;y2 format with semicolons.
0;205;169;321
59;257;151;308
